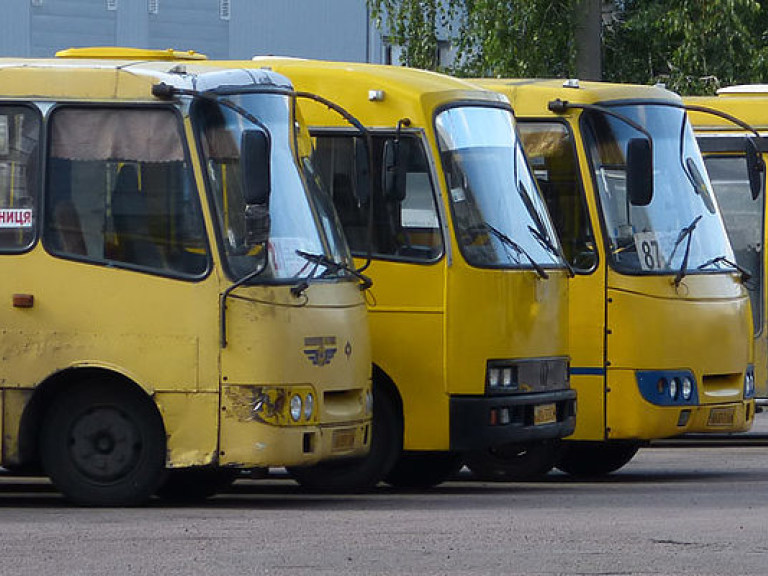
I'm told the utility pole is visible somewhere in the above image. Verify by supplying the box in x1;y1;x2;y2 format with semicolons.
575;0;603;80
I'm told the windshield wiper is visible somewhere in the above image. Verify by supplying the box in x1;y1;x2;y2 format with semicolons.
292;250;373;296
698;256;752;282
484;222;548;279
527;225;575;277
669;215;703;287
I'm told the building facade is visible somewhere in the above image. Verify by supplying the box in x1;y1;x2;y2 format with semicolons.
0;0;387;63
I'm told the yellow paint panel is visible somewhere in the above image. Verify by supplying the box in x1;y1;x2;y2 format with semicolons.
370;309;447;450
155;391;219;468
446;261;570;395
606;283;751;376
567;374;605;440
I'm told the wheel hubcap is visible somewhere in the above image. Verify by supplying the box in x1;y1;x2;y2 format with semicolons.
68;406;141;482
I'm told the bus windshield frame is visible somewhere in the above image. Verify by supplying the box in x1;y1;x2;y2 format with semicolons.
581;103;736;276
192;91;353;284
435;103;566;271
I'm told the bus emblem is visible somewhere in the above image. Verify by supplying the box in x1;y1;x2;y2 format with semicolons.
303;336;338;367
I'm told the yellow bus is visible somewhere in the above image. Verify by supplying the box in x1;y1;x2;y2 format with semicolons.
476;79;755;475
686;88;768;400
244;58;577;489
0;48;372;505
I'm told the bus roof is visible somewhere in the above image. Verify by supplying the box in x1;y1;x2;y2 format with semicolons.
244;57;508;127
473;78;680;116
685;93;768;133
0;55;292;101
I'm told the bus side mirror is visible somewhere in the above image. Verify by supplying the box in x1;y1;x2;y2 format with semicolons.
627;137;653;206
241;129;271;245
354;137;371;205
241;129;271;206
745;137;765;201
382;139;407;202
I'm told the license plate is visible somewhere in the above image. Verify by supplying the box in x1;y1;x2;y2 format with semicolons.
331;428;356;452
534;403;557;425
708;407;735;427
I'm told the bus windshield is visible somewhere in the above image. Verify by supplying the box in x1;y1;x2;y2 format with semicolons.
435;105;565;270
193;92;352;282
582;104;735;274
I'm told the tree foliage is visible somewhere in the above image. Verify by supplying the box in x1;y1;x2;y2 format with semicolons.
369;0;768;95
604;0;768;94
368;0;579;76
449;0;578;77
368;0;444;69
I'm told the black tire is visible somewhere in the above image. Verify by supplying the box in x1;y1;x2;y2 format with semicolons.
385;452;463;489
288;385;402;493
555;441;641;477
40;380;166;506
156;468;238;503
465;440;560;482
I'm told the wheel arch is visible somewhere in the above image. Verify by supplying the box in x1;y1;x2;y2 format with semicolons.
17;366;164;470
372;363;404;425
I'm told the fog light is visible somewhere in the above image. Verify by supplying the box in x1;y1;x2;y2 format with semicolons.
681;376;693;401
499;407;511;424
304;393;314;420
290;394;302;422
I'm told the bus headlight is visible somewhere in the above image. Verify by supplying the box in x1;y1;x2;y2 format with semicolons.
502;368;514;388
669;377;679;400
486;361;519;393
745;367;756;399
304;393;314;421
488;367;501;389
637;370;697;406
681;376;693;401
290;394;303;422
365;390;374;415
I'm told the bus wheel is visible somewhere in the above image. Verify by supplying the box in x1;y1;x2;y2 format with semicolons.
384;452;463;489
288;386;402;493
464;440;560;482
555;441;641;477
40;381;166;506
155;468;238;502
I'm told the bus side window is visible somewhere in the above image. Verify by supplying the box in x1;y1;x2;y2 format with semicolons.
314;133;442;261
705;154;764;335
518;122;597;272
0;107;40;252
44;107;208;277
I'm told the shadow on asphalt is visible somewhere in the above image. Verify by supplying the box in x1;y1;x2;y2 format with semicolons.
0;466;758;509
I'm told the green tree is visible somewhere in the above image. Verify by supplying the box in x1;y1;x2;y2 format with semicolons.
369;0;768;94
368;0;446;69
368;0;579;76
604;0;768;94
450;0;578;77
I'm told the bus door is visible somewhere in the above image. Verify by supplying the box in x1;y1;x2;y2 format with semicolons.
312;129;449;449
699;135;767;397
517;119;607;440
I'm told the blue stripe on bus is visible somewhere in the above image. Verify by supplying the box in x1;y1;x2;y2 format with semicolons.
570;367;606;376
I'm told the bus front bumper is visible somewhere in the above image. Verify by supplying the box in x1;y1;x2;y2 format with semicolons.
449;389;577;452
218;418;371;468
